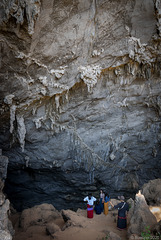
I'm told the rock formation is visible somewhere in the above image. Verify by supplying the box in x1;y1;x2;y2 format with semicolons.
20;203;61;231
142;178;161;205
0;150;13;240
127;191;157;237
0;0;161;210
10;203;123;240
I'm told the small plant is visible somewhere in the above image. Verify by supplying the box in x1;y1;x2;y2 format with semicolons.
102;235;109;240
141;226;152;240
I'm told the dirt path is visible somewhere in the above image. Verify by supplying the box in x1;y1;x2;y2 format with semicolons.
55;209;127;240
12;208;128;240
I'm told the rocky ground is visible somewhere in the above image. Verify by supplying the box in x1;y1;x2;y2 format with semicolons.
10;205;127;240
9;187;161;240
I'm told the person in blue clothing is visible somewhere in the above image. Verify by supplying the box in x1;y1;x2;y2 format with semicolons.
99;189;105;212
104;193;110;215
94;200;102;214
110;196;129;230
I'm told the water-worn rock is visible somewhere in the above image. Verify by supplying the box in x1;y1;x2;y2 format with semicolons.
0;0;161;211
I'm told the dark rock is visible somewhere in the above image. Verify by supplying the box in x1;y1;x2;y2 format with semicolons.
151;220;161;238
0;154;8;180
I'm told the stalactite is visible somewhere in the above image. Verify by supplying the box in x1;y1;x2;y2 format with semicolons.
16;114;26;152
55;95;60;112
10;105;16;134
79;65;102;93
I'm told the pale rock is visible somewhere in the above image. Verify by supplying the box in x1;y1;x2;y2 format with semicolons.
127;192;157;236
109;153;115;161
20;203;61;231
79;65;102;92
4;95;15;105
16;115;26;152
10;105;16;134
0;230;12;240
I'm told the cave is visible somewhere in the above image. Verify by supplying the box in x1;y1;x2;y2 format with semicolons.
0;0;161;231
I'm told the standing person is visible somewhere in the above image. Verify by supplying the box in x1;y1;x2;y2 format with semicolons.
110;196;129;230
94;200;102;215
104;193;110;215
99;189;105;212
84;193;96;218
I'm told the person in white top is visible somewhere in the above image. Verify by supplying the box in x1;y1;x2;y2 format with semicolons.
84;193;96;218
99;189;105;212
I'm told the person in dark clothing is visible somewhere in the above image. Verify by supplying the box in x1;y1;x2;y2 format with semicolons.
110;196;129;230
99;189;105;212
94;200;102;214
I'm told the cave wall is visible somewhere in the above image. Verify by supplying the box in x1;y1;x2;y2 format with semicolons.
0;150;13;239
0;0;161;210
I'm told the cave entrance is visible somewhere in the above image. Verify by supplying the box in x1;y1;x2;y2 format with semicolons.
4;166;91;212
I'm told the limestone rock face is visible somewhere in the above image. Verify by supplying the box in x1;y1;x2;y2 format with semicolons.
0;152;13;240
127;192;157;237
0;0;161;210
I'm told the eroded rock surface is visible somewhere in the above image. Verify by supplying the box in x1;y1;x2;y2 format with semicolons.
0;0;161;210
10;202;125;240
128;192;157;237
0;151;13;240
142;179;161;205
20;203;62;231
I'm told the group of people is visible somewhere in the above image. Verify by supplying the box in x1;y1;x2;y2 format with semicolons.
94;189;110;215
83;190;129;230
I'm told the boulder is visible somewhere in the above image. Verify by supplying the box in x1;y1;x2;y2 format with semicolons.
142;179;161;205
108;231;122;240
20;203;62;230
128;192;157;236
46;222;60;237
61;209;86;229
127;198;135;224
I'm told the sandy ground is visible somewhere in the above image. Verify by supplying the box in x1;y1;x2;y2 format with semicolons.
11;208;128;240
